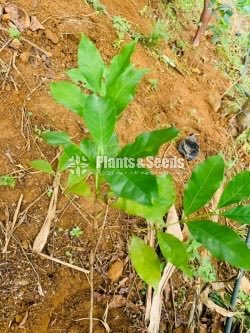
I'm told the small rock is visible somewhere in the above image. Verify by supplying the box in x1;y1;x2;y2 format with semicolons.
2;13;10;21
107;260;124;282
20;51;30;64
15;314;22;323
206;91;221;112
21;240;29;250
10;38;21;50
178;134;200;161
45;29;59;44
237;97;250;130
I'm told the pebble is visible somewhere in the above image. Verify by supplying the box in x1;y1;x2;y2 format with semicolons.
20;51;30;64
15;314;22;323
205;91;221;112
2;13;10;21
10;38;21;50
178;134;200;161
45;29;59;44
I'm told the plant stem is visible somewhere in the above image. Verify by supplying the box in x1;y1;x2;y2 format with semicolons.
224;226;250;333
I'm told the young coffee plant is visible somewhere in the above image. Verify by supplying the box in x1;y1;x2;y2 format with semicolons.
35;34;179;207
127;155;250;290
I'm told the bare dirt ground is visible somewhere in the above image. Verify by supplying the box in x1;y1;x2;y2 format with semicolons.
0;0;249;332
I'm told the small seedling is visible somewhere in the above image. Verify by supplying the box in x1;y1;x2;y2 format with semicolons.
47;187;53;198
0;175;16;188
65;250;72;257
187;240;217;282
8;27;21;39
112;16;131;48
148;79;158;91
87;0;105;13
70;226;83;238
141;20;167;48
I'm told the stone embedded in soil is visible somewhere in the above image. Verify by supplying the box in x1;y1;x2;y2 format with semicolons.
205;91;222;112
107;260;124;282
2;13;10;21
45;29;59;44
20;51;30;64
15;314;22;323
10;38;22;50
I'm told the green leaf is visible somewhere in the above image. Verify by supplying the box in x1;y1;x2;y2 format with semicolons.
66;173;90;196
57;152;71;172
106;41;136;87
78;34;105;93
30;160;53;174
82;95;116;152
184;155;224;216
80;139;97;170
218;171;250;208
115;174;175;224
50;82;86;116
42;131;71;146
105;167;158;206
129;236;161;289
104;133;120;157
188;220;250;270
221;205;250;225
64;143;85;158
119;127;179;158
157;232;192;276
66;68;84;83
105;65;147;117
66;68;95;91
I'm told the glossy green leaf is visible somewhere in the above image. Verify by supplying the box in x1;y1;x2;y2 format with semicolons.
218;171;250;208
106;41;136;87
104;133;120;157
129;236;161;289
105;167;158;206
119;127;179;158
105;65;147;117
66;68;84;83
30;160;53;174
66;173;90;196
115;174;175;224
157;232;192;276
188;220;250;270
78;34;105;93
50;82;86;116
63;143;85;158
42;131;71;146
184;155;224;216
80;139;97;170
221;205;250;225
82;95;116;152
57;152;71;172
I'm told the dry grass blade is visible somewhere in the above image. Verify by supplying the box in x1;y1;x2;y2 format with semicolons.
145;227;156;324
148;205;182;333
2;194;23;253
200;285;238;318
33;173;60;253
39;252;89;274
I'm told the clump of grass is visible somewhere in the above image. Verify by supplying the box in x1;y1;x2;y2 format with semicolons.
112;16;131;48
86;0;105;13
141;20;168;47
